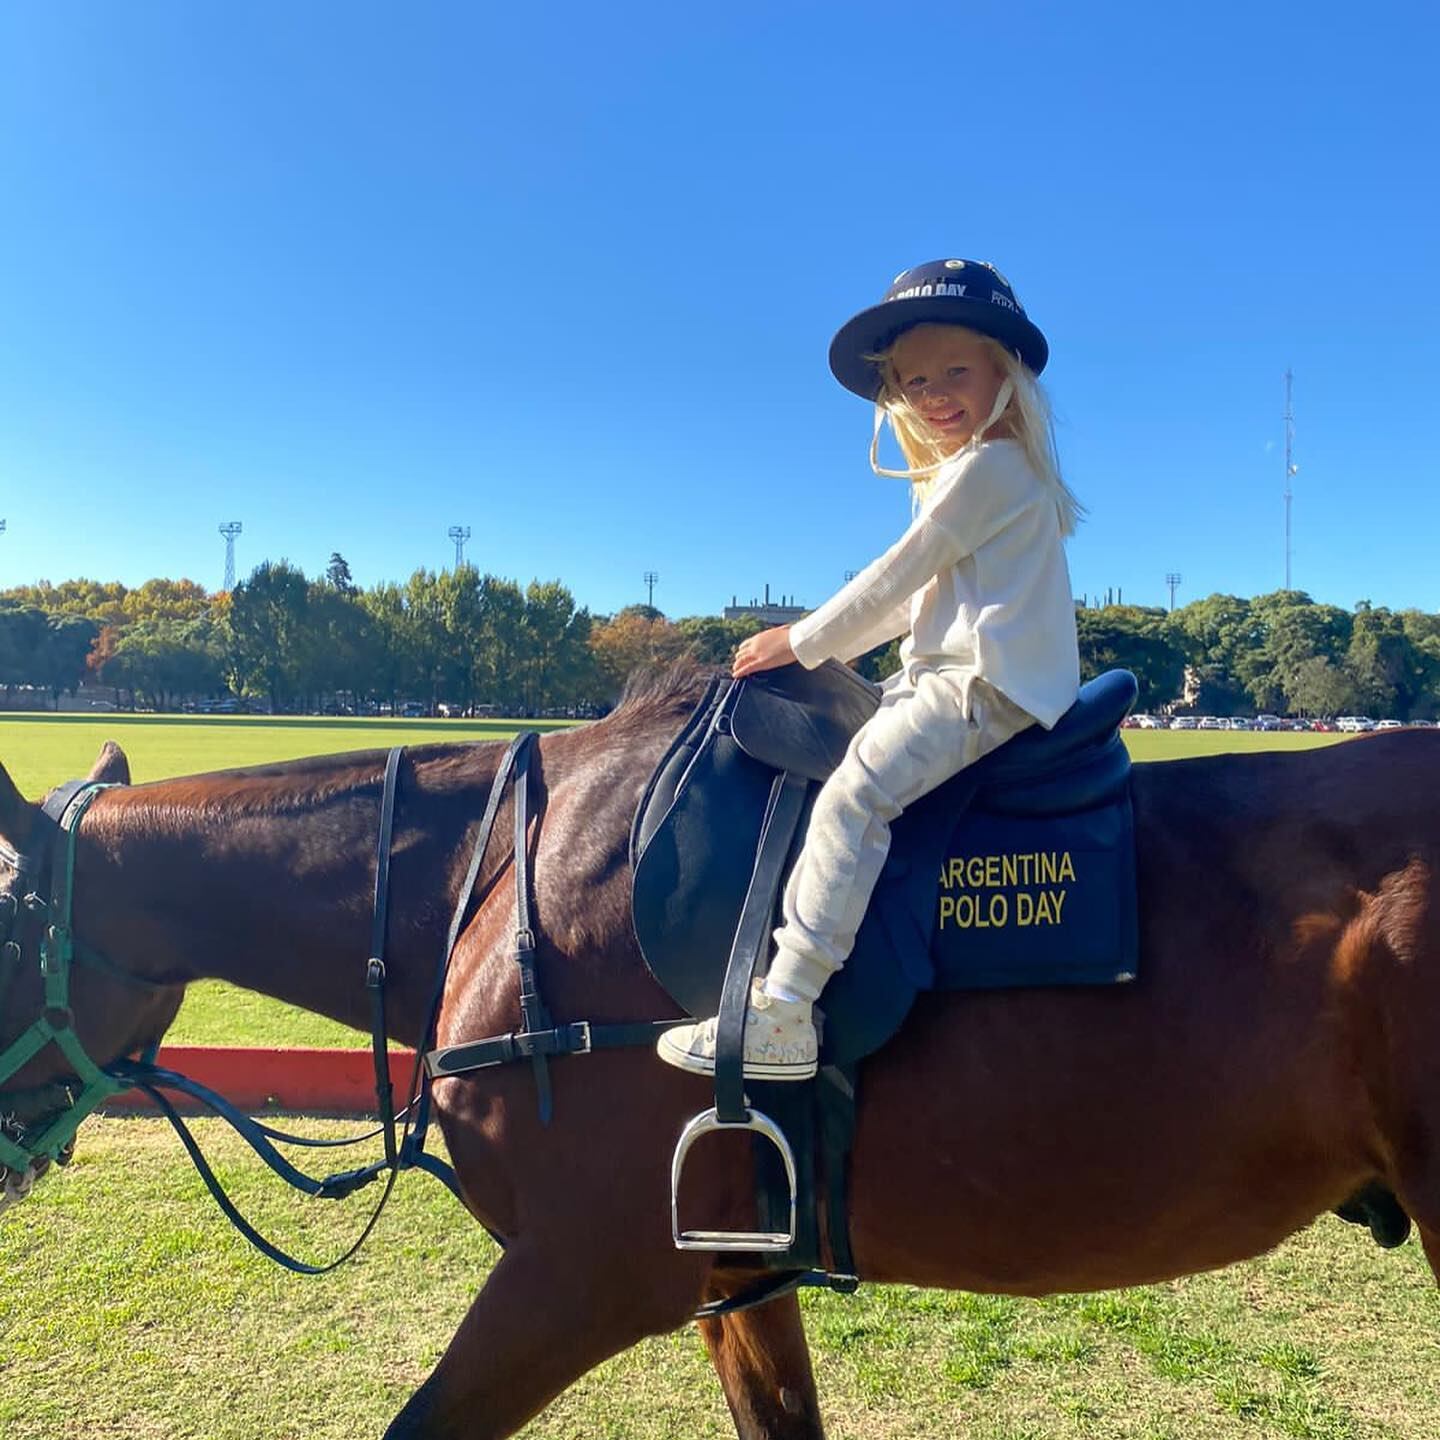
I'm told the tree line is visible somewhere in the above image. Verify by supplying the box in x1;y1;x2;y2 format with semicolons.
4;565;1440;720
1077;591;1440;719
0;556;765;714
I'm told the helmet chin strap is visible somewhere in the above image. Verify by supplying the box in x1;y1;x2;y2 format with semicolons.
869;377;1016;482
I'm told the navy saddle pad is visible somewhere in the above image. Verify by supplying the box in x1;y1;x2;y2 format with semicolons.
631;664;1140;1066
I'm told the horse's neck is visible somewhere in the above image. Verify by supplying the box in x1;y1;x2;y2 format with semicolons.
87;757;483;1046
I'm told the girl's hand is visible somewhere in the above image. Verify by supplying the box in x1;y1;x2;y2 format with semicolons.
732;626;797;678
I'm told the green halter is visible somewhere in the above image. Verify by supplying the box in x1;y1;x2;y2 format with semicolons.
0;782;127;1178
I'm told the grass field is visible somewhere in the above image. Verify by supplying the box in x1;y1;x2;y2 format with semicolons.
3;711;1433;1439
3;1120;1438;1439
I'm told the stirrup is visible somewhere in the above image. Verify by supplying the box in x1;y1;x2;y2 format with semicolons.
670;1105;798;1252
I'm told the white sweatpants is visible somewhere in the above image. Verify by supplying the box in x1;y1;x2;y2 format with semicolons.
766;667;1035;1005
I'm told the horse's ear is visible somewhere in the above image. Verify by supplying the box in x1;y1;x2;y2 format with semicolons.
0;761;34;845
87;741;131;786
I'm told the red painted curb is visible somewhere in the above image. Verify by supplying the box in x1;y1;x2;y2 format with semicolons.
101;1046;419;1116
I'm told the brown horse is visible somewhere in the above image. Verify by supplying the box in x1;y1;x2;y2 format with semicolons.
2;665;1439;1439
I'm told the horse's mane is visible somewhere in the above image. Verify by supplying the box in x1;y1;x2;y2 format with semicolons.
603;660;724;733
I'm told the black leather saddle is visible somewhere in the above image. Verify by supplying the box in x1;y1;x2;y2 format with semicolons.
632;663;1140;1068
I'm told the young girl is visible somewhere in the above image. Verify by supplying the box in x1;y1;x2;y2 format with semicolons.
658;258;1083;1080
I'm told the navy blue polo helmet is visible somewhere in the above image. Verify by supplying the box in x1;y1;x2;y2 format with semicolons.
828;259;1049;401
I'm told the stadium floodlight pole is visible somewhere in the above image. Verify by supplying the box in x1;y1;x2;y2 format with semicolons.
448;525;471;570
1165;572;1182;612
644;570;659;609
219;521;242;592
1283;369;1297;591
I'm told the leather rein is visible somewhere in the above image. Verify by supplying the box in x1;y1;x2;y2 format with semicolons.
110;735;549;1273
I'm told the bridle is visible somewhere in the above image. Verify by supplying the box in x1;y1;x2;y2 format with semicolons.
0;778;173;1207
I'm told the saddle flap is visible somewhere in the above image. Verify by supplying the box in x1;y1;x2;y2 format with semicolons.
728;662;880;783
926;796;1139;989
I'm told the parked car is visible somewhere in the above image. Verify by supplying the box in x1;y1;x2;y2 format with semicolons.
1198;717;1225;731
1133;714;1164;729
1170;716;1198;730
1311;720;1337;732
1254;714;1283;731
1226;717;1253;731
1336;716;1376;732
1376;719;1405;730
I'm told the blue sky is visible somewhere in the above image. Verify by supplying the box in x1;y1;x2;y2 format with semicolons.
1;2;1436;620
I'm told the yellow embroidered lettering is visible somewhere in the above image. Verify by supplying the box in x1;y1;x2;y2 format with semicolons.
1031;889;1066;925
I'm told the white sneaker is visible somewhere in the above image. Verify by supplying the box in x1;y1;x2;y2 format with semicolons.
656;983;818;1080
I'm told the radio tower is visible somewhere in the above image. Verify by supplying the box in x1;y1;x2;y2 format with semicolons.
448;525;471;570
219;521;242;592
1284;369;1297;591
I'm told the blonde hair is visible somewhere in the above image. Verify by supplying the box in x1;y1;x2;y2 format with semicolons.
867;328;1083;538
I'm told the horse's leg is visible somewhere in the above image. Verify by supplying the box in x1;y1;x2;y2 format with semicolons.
699;1293;826;1440
383;1238;700;1440
1417;1223;1440;1277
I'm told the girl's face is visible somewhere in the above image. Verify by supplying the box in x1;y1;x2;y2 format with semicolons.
889;326;1008;447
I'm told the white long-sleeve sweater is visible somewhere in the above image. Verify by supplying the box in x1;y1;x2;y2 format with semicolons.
788;439;1080;729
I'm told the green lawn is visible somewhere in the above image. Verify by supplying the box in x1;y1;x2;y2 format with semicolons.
0;1117;1436;1438
1122;728;1346;760
0;710;579;797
